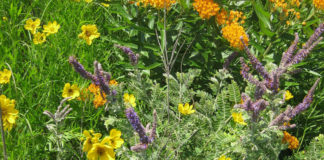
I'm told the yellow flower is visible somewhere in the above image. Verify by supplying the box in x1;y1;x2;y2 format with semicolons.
284;90;293;101
103;129;124;149
87;140;115;160
82;130;102;152
221;23;249;50
109;80;118;86
178;103;195;115
24;18;41;34
137;0;176;9
218;155;232;160
2;17;8;21
93;93;107;109
101;3;110;7
85;0;93;3
193;0;220;20
0;95;19;131
123;93;136;107
43;21;60;35
78;24;100;45
0;69;12;84
302;21;306;26
232;112;247;125
282;131;299;150
313;0;324;10
33;32;46;44
62;83;80;100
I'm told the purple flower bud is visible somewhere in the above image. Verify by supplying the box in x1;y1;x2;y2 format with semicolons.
94;62;111;95
240;58;267;91
280;33;299;67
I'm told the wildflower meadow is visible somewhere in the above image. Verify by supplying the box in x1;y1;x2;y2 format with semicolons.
1;0;324;159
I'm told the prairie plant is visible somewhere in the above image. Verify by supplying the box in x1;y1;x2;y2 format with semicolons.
43;97;73;160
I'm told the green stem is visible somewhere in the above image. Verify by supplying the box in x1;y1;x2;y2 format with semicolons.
0;108;8;160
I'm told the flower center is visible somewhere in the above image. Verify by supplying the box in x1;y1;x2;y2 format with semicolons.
97;146;104;155
68;89;74;95
85;30;92;37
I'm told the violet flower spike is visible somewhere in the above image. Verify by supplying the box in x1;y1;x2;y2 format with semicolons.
240;58;267;91
280;33;299;67
223;52;239;70
94;61;111;95
290;78;320;118
69;56;96;81
125;107;150;144
240;37;271;80
115;45;139;66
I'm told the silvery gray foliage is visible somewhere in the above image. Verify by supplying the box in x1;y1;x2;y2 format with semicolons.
43;97;72;126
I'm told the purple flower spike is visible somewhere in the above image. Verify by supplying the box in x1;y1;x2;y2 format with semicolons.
125;108;157;152
280;33;299;67
223;52;239;70
290;78;320;118
240;58;267;92
240;37;270;80
125;107;149;144
69;56;96;81
94;61;111;95
115;45;140;66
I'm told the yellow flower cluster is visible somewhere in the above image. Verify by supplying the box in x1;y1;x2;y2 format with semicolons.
178;103;195;115
137;0;176;9
81;129;124;160
313;0;324;10
193;0;220;20
0;69;11;84
0;95;19;131
62;83;80;100
284;90;294;101
24;18;60;44
123;93;136;107
282;131;299;150
78;24;100;45
221;23;249;50
216;9;246;25
218;155;232;160
232;112;247;125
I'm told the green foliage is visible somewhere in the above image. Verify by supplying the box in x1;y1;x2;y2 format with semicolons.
294;134;324;160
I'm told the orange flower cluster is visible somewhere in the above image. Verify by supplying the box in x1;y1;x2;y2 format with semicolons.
137;0;176;9
216;9;246;25
221;23;249;50
269;0;301;22
282;131;299;150
313;0;324;10
193;0;220;19
78;82;117;109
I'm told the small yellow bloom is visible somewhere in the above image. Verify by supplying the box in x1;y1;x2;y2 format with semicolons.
101;3;110;7
218;155;232;160
302;21;306;26
78;24;100;45
85;0;93;3
0;69;12;84
286;21;291;25
24;18;41;34
2;17;8;21
102;129;124;149
109;80;118;86
0;95;19;131
232;112;247;125
178;103;195;115
123;93;136;107
284;90;293;101
62;83;80;100
33;32;46;44
43;21;60;35
88;83;100;94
